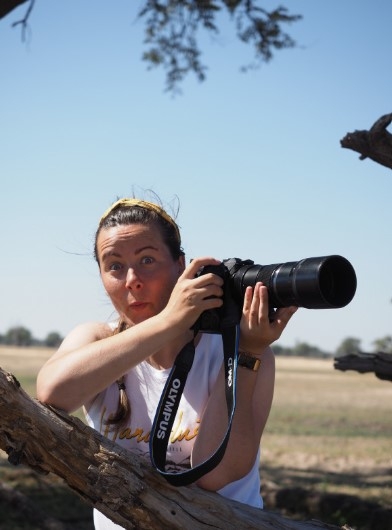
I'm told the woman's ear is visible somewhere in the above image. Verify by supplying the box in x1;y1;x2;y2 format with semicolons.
178;255;186;275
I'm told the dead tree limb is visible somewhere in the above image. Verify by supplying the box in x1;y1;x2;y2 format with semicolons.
334;351;392;382
0;368;350;530
0;0;29;20
340;113;392;170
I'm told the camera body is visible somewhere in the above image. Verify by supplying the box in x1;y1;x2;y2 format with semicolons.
196;255;357;334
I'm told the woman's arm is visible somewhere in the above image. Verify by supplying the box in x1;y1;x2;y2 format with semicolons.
192;282;297;490
36;314;185;412
36;257;224;412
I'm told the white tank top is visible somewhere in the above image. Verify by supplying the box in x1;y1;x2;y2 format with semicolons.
85;333;263;529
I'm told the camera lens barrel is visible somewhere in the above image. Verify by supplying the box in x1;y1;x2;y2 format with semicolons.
229;255;357;309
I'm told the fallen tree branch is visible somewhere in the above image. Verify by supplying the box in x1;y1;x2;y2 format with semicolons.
0;368;350;530
334;351;392;382
340;113;392;170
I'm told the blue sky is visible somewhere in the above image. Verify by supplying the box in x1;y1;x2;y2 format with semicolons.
1;1;391;353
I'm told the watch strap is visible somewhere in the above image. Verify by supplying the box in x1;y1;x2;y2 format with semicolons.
238;351;261;372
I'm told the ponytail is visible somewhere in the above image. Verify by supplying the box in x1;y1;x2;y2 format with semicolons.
105;320;131;426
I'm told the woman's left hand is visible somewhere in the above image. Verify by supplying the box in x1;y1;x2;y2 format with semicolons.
239;282;297;355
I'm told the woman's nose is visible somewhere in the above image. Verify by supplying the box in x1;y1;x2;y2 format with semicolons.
125;267;142;290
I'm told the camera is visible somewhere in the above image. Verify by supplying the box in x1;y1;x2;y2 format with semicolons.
196;255;357;333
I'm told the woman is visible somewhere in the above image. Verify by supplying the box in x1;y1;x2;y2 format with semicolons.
37;197;297;528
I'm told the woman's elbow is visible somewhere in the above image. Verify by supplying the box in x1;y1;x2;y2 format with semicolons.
36;373;74;412
196;458;254;492
36;381;59;408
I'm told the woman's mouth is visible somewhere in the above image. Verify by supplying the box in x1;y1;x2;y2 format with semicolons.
129;302;149;311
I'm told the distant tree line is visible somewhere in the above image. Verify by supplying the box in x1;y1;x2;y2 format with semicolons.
1;325;391;357
268;334;392;358
0;326;63;348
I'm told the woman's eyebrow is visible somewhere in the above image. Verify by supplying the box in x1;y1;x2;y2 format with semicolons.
100;250;123;263
101;245;159;262
134;245;159;255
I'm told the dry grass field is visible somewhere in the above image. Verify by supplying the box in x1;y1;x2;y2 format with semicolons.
1;346;391;529
262;356;392;528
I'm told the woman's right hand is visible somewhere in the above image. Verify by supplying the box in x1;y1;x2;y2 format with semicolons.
161;257;224;331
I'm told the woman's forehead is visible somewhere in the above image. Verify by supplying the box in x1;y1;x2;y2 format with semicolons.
97;223;164;254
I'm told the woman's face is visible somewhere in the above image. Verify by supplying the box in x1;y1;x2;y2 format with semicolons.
96;223;185;326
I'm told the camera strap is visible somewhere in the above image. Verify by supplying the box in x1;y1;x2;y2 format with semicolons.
149;324;239;486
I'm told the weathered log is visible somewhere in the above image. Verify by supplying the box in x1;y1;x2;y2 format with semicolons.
0;368;351;530
340;113;392;169
334;351;392;382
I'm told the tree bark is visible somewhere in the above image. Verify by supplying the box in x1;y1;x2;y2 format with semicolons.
0;0;28;20
0;368;350;530
334;351;392;382
340;113;392;170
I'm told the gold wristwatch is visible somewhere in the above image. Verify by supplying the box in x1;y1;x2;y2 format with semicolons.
238;351;261;372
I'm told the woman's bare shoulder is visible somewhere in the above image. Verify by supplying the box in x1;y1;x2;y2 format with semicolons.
56;321;116;353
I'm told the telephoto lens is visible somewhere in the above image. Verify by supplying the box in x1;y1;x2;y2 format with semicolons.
226;255;357;309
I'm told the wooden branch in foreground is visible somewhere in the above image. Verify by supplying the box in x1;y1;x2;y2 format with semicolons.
340;113;392;169
334;351;392;382
0;368;351;530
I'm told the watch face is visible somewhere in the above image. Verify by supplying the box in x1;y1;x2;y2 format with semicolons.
238;353;260;371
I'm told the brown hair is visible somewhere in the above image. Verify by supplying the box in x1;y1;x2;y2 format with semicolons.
105;319;130;426
94;198;184;266
96;198;184;427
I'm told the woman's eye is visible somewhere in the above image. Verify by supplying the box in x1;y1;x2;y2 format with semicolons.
109;262;123;271
141;256;154;265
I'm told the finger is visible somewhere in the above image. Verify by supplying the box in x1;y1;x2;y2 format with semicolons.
196;272;224;289
272;306;298;330
183;257;221;278
257;283;270;322
242;285;253;314
247;283;262;325
199;283;224;301
247;283;269;323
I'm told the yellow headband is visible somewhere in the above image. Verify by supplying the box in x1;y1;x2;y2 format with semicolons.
100;198;181;242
